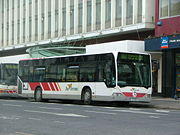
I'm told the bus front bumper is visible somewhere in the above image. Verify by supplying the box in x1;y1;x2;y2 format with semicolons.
111;92;151;102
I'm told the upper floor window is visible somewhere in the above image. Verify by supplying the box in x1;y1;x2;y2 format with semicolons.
160;0;180;18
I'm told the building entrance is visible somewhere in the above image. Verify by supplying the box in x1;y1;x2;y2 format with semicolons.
151;53;162;96
175;53;180;98
176;67;180;97
152;59;159;94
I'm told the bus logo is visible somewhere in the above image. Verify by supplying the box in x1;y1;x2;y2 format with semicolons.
65;84;78;91
132;91;137;97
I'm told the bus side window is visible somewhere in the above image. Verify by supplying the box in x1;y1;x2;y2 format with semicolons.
0;65;1;82
66;66;79;82
79;61;96;82
33;67;45;82
46;65;57;82
20;65;29;82
57;65;66;82
97;63;104;82
80;68;89;82
104;61;115;87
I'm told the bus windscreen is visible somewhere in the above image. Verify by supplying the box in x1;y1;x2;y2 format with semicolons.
0;64;18;85
117;53;151;88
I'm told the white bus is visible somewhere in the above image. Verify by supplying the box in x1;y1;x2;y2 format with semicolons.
0;63;18;97
17;51;152;104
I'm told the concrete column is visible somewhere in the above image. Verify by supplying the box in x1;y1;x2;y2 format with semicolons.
14;0;18;45
8;0;12;45
122;0;126;26
31;0;35;41
133;0;138;24
82;0;87;33
101;0;105;30
111;0;116;28
25;0;29;43
74;0;78;34
142;0;145;23
66;0;70;36
19;0;24;43
58;0;62;37
38;0;42;41
44;0;48;39
142;0;155;23
92;0;96;31
0;0;2;46
51;0;55;38
3;0;7;46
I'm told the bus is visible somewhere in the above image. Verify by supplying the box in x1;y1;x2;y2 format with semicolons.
0;63;18;97
17;51;152;104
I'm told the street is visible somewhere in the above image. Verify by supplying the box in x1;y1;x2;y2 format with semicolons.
0;99;180;135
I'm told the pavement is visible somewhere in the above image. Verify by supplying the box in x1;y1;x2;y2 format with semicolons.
150;97;180;110
131;97;180;110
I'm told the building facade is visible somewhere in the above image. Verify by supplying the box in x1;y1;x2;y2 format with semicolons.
0;0;164;95
145;0;180;98
0;0;155;56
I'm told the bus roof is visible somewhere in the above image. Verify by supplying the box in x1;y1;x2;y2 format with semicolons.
0;63;18;65
19;51;150;61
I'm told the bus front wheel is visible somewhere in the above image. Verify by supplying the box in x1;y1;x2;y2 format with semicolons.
34;87;42;102
82;88;92;105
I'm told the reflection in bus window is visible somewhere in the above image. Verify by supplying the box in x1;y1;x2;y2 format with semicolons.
46;65;57;82
1;64;18;85
57;65;66;81
33;67;45;82
80;67;96;82
66;66;79;82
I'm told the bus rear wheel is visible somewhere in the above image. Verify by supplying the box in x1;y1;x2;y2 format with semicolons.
34;87;42;102
82;88;92;105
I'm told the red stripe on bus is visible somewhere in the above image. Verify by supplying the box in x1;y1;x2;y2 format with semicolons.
41;83;51;91
122;92;146;98
53;83;59;91
49;83;55;91
8;90;17;93
29;83;41;91
56;83;62;91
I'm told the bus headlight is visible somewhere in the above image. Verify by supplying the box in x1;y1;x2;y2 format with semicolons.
112;93;122;97
145;94;151;98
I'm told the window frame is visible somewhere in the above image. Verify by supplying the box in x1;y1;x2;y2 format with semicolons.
159;0;180;19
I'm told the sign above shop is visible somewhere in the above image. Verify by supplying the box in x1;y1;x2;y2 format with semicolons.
161;37;169;49
145;34;180;51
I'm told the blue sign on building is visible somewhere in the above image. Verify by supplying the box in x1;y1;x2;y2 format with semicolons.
145;34;180;51
161;37;169;49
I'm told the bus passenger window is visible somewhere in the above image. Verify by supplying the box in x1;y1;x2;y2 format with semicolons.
33;67;45;82
66;66;79;82
97;64;104;82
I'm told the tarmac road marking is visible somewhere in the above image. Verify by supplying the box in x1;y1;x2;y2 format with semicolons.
28;118;41;121
54;121;65;124
155;110;170;113
149;116;160;119
85;110;117;115
112;109;168;115
39;106;63;110
101;107;116;109
3;103;22;107
61;104;75;106
0;116;20;120
24;110;88;117
16;132;34;135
